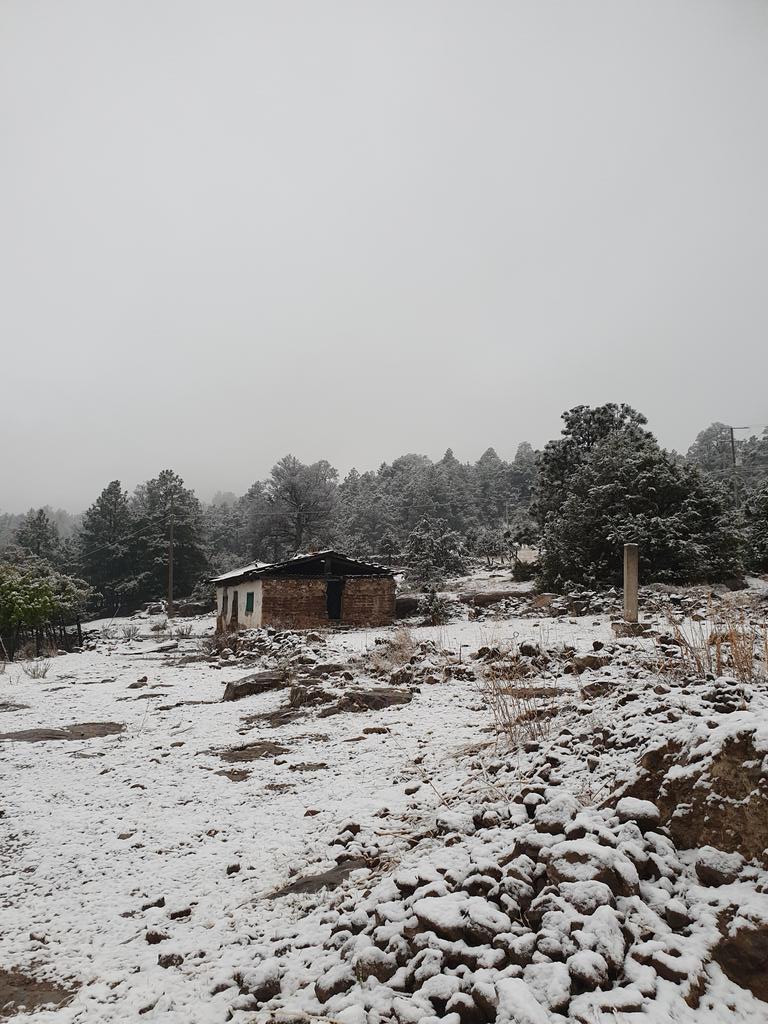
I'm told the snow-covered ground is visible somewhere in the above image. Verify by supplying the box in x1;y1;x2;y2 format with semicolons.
1;591;766;1022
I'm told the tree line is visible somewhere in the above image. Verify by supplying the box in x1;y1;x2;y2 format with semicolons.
2;407;768;656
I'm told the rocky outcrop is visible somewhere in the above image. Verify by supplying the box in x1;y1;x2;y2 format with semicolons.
619;714;768;864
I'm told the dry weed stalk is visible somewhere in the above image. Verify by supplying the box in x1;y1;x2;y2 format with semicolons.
479;640;560;747
661;606;768;683
21;659;51;679
368;627;416;674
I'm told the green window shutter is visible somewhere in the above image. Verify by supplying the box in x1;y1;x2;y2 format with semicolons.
245;591;255;614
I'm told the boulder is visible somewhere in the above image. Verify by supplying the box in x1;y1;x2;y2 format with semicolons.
314;963;355;1003
412;893;512;944
545;839;640;897
714;910;768;1002
694;846;744;887
615;797;661;831
237;958;282;1001
222;671;289;701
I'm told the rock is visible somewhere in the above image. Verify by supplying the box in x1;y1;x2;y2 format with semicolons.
314;963;355;1003
664;899;692;931
619;724;768;864
145;930;167;944
694;846;744;886
713;910;768;1001
355;947;398;983
496;978;551;1024
158;952;184;969
412;893;512;943
615;797;661;831
222;671;288;701
523;961;571;1013
519;641;540;657
227;863;241;875
567;950;609;990
545;839;639;897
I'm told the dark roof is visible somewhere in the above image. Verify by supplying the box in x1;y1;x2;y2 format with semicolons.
211;550;394;586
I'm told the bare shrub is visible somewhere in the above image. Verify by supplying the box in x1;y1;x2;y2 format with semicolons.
100;625;117;640
660;608;768;683
478;638;562;746
172;623;193;639
368;628;417;675
21;659;51;680
150;618;168;634
120;624;140;640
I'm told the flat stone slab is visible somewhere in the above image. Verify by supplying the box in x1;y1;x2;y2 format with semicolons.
0;968;75;1016
217;741;289;763
269;857;367;898
0;722;125;743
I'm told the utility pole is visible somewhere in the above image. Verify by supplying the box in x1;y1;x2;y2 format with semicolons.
167;496;174;618
728;425;740;508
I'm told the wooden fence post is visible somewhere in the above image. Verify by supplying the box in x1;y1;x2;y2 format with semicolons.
623;543;639;623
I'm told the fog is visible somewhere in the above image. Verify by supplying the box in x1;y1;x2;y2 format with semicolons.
2;0;767;511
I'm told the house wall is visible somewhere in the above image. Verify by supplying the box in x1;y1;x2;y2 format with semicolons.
216;576;396;631
216;580;262;632
261;578;328;629
341;577;396;626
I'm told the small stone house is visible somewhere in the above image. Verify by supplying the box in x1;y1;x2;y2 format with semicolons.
212;551;396;632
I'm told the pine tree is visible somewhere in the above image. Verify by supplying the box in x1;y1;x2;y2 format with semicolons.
404;517;467;587
78;481;133;614
534;404;651;524
128;470;208;604
743;484;768;572
539;431;741;589
14;509;60;562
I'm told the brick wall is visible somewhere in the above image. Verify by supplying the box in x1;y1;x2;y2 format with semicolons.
341;577;396;626
261;578;328;628
260;576;396;629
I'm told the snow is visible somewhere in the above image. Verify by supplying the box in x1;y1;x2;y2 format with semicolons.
1;587;767;1022
496;977;552;1024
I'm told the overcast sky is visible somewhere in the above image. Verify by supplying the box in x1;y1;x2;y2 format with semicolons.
2;1;767;512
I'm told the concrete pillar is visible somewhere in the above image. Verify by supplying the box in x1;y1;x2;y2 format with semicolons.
623;543;639;623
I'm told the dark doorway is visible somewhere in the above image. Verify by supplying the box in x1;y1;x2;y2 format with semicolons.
326;579;343;620
230;589;239;627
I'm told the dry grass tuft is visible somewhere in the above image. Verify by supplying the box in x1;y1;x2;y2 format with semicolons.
368;628;417;675
21;659;51;680
660;606;768;683
478;637;563;747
